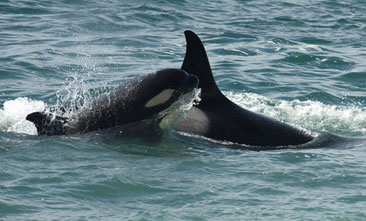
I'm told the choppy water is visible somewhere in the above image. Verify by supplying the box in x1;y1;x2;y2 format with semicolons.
1;0;366;220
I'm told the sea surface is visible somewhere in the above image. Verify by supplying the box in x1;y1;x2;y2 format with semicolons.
1;0;366;220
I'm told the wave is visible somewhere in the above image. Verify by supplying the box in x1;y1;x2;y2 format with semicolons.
2;91;366;137
225;92;366;136
0;97;45;135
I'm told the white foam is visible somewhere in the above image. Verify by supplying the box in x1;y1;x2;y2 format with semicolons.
298;44;322;52
0;97;46;135
224;92;366;136
3;92;366;137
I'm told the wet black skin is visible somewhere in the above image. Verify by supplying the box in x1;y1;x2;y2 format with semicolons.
27;69;198;136
175;31;313;147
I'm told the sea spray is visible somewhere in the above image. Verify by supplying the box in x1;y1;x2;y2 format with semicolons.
225;92;366;136
3;91;366;137
159;88;201;130
0;97;46;135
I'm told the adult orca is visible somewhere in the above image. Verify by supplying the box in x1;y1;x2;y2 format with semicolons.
175;31;314;148
26;69;199;136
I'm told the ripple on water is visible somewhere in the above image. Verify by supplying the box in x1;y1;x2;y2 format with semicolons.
279;52;355;71
1;0;366;220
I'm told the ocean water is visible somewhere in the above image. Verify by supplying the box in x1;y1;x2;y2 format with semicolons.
1;0;366;220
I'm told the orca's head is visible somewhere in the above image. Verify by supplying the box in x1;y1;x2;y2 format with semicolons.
131;68;199;118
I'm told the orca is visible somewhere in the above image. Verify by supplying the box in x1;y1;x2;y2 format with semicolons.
175;31;314;148
26;69;199;136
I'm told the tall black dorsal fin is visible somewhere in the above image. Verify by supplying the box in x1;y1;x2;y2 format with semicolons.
181;30;221;98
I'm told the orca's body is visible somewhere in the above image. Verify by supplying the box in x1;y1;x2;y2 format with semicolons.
27;69;198;136
175;31;313;147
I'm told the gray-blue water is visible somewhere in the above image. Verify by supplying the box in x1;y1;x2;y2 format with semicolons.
1;0;366;220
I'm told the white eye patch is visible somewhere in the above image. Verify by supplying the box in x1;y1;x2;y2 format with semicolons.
145;89;175;108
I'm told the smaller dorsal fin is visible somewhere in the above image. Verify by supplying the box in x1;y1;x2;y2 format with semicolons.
181;30;221;98
26;111;67;135
26;112;50;134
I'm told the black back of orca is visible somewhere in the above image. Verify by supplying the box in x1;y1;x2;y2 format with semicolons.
175;30;313;147
71;68;198;134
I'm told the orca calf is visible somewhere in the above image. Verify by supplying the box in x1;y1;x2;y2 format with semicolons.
26;69;198;136
175;31;313;147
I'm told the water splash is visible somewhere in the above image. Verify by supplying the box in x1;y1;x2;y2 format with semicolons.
225;92;366;136
159;88;201;130
55;76;97;117
53;44;110;118
0;97;46;135
2;90;366;137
